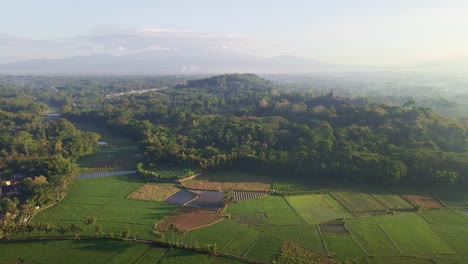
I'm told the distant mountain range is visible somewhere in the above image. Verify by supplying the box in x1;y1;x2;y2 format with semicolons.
0;49;349;74
0;49;463;75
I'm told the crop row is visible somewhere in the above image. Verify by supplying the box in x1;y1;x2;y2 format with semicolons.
232;191;267;202
272;179;317;195
330;191;387;213
371;193;413;210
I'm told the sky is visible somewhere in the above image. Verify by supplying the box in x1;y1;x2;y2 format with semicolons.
1;0;468;66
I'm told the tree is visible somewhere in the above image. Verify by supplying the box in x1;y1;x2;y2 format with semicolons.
120;226;130;239
222;189;234;205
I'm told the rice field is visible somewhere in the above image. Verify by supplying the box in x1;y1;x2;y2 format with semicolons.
227;196;307;225
285;194;352;224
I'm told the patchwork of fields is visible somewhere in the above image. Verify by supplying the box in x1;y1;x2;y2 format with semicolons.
8;157;468;264
0;239;237;264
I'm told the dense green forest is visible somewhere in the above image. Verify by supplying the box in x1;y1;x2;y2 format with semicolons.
55;74;467;188
0;88;99;215
1;73;467;216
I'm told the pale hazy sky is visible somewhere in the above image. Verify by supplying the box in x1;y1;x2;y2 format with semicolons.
1;0;468;65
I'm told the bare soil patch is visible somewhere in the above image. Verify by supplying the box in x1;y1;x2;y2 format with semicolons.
400;194;444;209
128;184;180;202
181;171;271;191
156;207;221;231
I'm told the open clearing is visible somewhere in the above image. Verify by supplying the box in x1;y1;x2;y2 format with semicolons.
156;207;221;232
400;194;444;209
129;184;180;202
181;171;271;191
227;195;307;225
286;194;352;224
30;174;178;239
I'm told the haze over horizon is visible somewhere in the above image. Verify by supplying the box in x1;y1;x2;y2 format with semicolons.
2;0;468;68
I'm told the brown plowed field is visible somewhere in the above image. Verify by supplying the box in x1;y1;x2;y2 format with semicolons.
400;194;444;209
128;184;180;202
156;207;221;231
181;171;271;191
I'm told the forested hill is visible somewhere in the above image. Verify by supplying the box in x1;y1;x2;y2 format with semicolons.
177;73;277;93
52;73;467;189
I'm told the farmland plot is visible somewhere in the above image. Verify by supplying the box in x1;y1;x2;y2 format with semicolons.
400;194;444;209
323;233;367;260
227;196;306;225
220;226;264;256
286;194;352;224
0;239;149;264
244;233;283;263
156;207;221;231
376;213;455;257
163;190;196;205
181;171;271;191
164;220;245;249
330;191;387;214
371;193;413;210
259;225;326;254
346;217;401;256
30;174;178;239
186;191;224;211
232;191;268;202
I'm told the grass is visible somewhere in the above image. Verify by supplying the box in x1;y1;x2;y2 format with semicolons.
220;226;264;256
322;233;367;260
259;225;326;254
227;196;306;225
128;184;180;202
181;171;271;191
285;194;352;224
244;233;283;263
30;174;178;239
376;213;455;257
0;239;149;264
346;217;401;255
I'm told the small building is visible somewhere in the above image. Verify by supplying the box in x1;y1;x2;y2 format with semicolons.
5;181;11;186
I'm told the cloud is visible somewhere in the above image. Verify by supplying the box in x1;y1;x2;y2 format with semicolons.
0;25;257;63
